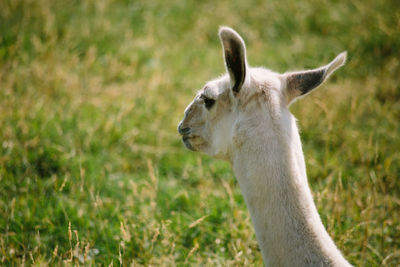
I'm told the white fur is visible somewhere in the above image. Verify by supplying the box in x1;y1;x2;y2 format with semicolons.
178;27;351;266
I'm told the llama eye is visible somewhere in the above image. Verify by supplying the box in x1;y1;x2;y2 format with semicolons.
203;97;215;109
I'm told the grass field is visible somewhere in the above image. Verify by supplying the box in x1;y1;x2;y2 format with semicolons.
0;0;399;265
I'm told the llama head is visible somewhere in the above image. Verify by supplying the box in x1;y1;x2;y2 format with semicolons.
178;27;346;160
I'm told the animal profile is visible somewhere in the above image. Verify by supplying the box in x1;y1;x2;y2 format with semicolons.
178;27;350;266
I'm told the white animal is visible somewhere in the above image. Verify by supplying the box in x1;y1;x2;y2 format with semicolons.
178;27;351;266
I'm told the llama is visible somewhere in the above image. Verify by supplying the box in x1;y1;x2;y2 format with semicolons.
178;27;351;266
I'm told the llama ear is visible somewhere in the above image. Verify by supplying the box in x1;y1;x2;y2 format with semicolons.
283;52;347;105
219;27;248;94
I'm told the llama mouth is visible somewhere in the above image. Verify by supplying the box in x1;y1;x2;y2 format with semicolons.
182;135;196;151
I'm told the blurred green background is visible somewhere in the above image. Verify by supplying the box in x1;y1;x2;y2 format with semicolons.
0;0;399;265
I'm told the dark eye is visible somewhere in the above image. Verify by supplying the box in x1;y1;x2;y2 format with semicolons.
203;97;215;109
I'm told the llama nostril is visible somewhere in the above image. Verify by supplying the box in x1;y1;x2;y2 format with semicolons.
179;127;191;135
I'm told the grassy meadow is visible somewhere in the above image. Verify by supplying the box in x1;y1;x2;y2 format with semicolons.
1;0;399;265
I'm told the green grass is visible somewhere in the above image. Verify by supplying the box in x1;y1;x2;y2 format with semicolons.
0;0;399;265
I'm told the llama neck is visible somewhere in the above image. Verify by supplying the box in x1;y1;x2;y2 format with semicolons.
231;114;350;267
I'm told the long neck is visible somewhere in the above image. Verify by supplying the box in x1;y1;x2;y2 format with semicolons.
231;113;350;267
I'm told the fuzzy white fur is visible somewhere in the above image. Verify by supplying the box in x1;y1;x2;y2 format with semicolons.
178;27;351;266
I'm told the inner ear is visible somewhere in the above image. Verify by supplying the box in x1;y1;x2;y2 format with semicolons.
219;27;247;94
284;52;347;105
286;68;325;96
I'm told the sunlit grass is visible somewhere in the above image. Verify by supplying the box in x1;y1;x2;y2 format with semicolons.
0;0;399;265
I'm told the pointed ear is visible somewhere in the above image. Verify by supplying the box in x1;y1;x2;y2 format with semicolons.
219;27;248;94
283;52;347;105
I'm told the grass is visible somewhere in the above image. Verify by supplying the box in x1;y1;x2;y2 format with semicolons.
0;0;399;265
